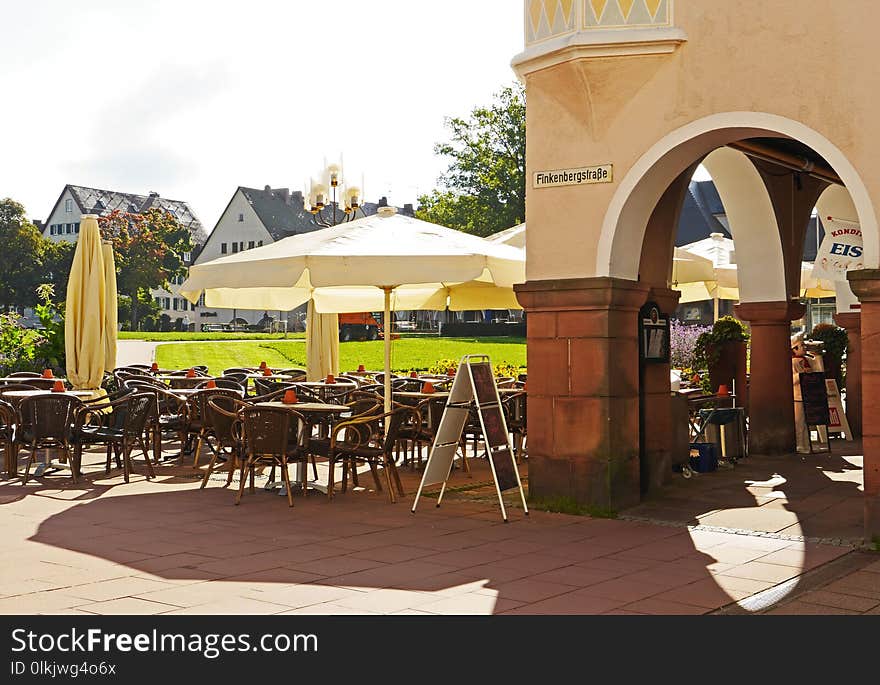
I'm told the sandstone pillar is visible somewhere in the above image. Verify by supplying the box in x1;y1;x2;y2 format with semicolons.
846;271;880;540
734;300;806;455
515;277;649;513
833;312;862;439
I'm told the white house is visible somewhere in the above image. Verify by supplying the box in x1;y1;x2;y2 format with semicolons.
196;185;414;327
42;184;207;328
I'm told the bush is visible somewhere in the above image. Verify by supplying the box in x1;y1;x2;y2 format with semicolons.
693;316;750;371
0;311;44;376
810;323;848;386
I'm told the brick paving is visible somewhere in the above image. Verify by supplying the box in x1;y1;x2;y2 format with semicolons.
0;442;873;615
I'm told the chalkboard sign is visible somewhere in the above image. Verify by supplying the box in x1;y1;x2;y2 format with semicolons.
639;302;670;364
800;372;830;426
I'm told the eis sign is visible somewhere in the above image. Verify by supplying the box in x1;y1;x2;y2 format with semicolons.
812;217;863;281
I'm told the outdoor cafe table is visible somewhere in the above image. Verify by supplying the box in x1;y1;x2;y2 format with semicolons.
255;401;351;493
1;390;93;399
393;391;451;401
0;377;68;384
245;373;297;380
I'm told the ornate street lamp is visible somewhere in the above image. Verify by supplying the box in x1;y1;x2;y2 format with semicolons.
305;158;366;227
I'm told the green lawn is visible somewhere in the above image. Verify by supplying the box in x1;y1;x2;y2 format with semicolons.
120;331;305;341
154;337;526;376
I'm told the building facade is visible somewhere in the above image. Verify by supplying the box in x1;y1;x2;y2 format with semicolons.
43;184;207;328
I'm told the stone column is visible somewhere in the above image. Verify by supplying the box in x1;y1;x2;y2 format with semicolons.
833;312;862;438
734;300;806;455
515;277;649;514
846;271;880;540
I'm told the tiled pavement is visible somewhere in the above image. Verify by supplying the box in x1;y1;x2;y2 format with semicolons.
0;443;874;615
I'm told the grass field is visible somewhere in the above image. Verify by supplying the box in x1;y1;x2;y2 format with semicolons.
119;332;305;341
154;337;526;376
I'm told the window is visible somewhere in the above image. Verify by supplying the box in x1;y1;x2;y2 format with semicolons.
221;243;227;254
198;294;206;307
154;297;161;306
74;223;80;233
232;243;239;253
190;302;196;311
64;199;72;213
182;252;191;263
248;240;255;250
66;223;72;234
49;225;55;235
238;213;244;222
163;297;170;310
258;240;263;247
172;299;178;311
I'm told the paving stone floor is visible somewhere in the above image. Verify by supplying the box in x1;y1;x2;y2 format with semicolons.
0;440;873;615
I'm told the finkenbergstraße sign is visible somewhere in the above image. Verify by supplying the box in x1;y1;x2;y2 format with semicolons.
533;164;613;189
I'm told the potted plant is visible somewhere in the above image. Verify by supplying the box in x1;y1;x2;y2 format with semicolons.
694;316;750;399
809;323;848;389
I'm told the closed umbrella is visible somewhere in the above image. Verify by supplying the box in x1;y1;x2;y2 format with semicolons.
305;299;339;381
102;241;118;372
65;215;106;391
181;210;525;412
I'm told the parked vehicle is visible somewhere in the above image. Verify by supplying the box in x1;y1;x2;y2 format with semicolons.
338;312;381;341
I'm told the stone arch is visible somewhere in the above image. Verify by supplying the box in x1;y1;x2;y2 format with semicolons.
596;112;879;284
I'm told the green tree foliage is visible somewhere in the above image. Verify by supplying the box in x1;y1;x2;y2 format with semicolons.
99;208;194;328
0;199;46;311
416;83;525;236
42;239;76;303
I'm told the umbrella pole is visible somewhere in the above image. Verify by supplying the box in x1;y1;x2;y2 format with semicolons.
383;287;392;415
713;292;719;323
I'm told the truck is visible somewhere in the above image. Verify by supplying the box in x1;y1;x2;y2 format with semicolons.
338;312;382;341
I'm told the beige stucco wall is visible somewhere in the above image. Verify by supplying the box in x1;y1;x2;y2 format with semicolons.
517;0;880;285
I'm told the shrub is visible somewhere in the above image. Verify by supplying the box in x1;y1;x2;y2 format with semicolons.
810;323;848;386
693;316;750;371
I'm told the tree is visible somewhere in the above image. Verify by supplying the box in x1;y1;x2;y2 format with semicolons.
0;198;46;311
99;208;194;329
42;239;76;304
416;83;525;236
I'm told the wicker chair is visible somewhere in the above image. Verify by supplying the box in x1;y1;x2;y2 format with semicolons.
237;405;307;508
0;399;16;477
307;406;412;502
6;371;41;378
17;394;82;484
200;396;248;489
186;388;246;468
397;396;446;468
501;390;527;462
72;393;157;482
253;377;295;396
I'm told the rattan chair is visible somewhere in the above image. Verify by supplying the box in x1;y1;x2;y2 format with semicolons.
17;394;82;484
195;378;245;392
186;388;245;468
501;390;527;462
0;399;16;478
200;396;248;489
237;405;308;508
72;392;157;483
307;406;412;502
6;371;41;378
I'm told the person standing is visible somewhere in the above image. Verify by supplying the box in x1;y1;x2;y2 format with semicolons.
792;334;813;454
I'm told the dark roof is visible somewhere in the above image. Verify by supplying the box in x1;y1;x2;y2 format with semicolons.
676;179;821;260
65;184;207;245
237;186;415;242
676;180;729;246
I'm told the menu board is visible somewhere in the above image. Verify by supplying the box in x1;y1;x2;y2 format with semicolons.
470;362;497;405
639;302;670;364
800;372;830;426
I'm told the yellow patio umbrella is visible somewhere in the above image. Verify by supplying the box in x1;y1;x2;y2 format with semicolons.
102;242;118;372
305;299;339;381
65;215;107;390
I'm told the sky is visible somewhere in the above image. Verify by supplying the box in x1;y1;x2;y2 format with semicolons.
0;0;523;232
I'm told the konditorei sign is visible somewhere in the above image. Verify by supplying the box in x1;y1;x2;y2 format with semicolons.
533;164;613;189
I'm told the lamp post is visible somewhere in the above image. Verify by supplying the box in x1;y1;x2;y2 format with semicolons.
306;159;367;228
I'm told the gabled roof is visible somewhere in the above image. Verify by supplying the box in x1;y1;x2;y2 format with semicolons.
49;184;207;245
234;186;415;242
676;180;729;246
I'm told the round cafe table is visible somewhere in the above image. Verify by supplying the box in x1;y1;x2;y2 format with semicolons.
1;389;93;399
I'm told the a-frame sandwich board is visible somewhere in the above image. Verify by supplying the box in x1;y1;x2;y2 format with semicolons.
411;355;528;522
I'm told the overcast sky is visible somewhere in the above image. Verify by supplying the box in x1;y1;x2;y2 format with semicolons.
0;0;523;231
